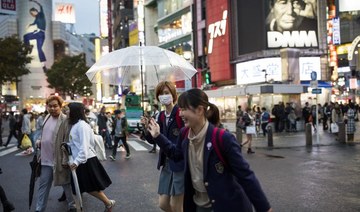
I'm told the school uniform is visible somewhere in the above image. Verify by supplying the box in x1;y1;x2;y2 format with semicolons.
145;105;185;195
154;123;271;212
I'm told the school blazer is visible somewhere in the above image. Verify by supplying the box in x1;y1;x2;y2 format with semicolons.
154;124;271;212
145;105;184;172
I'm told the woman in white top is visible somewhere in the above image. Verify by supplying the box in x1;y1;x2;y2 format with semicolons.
67;103;115;212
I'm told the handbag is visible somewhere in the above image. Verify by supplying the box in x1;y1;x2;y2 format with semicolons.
20;134;32;150
330;123;339;133
246;125;256;134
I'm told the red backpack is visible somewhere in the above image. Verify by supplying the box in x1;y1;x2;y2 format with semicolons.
181;127;228;167
159;107;183;129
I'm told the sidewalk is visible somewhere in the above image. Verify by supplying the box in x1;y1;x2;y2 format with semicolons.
237;122;360;149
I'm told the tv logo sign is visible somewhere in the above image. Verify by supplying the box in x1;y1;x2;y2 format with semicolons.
207;10;227;54
267;30;318;48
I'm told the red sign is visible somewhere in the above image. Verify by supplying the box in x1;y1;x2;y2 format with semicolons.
1;0;15;11
206;0;232;82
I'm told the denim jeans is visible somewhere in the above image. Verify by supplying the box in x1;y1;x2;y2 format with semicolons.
36;166;75;212
101;130;112;148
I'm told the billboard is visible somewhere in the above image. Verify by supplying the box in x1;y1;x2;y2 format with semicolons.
129;22;139;46
99;0;108;37
206;0;231;82
299;57;321;80
54;3;75;24
1;81;17;96
265;0;318;48
0;0;16;15
18;0;54;101
236;58;282;85
339;0;360;12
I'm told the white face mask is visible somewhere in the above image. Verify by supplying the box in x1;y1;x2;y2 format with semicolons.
159;94;173;105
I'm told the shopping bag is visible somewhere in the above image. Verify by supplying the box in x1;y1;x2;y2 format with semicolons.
330;123;339;133
246;126;256;134
93;134;106;161
20;134;32;150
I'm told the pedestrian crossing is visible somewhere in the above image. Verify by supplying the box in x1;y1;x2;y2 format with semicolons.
0;137;157;157
0;144;18;156
116;139;159;152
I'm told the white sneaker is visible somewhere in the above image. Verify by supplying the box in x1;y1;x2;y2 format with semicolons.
104;200;115;212
109;155;115;161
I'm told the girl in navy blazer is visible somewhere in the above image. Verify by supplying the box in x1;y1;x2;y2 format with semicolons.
147;88;272;212
142;81;185;212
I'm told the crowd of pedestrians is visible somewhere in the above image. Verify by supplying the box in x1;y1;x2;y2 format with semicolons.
234;100;359;147
1;85;359;212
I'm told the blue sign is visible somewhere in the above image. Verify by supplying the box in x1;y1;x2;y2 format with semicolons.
310;71;317;81
312;88;322;94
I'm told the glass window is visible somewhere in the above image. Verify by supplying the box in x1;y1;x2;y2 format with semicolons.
158;12;192;43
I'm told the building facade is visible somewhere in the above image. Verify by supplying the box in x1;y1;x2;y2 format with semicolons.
0;0;97;112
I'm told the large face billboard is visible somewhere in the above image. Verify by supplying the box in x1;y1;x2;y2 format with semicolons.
266;0;318;48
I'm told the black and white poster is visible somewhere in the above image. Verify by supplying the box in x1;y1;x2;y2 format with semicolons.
266;0;318;48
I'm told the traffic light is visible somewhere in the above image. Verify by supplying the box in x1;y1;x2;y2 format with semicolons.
205;71;211;84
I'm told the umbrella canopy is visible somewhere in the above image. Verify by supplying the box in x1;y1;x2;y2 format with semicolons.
86;46;197;86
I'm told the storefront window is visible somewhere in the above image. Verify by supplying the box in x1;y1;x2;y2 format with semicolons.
209;97;237;121
158;12;192;43
157;0;191;18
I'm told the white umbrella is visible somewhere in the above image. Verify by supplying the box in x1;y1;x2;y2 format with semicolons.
86;46;197;86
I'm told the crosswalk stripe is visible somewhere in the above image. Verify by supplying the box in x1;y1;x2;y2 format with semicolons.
0;146;18;156
138;139;160;151
127;140;148;151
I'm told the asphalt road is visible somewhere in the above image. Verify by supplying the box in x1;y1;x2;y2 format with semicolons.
0;134;359;212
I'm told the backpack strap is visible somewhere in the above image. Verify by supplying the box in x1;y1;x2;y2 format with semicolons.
159;111;165;123
211;127;227;167
175;107;183;128
180;127;190;141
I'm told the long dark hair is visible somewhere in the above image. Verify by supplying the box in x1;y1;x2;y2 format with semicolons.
68;102;87;125
178;88;219;125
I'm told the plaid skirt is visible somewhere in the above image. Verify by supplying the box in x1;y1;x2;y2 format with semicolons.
72;156;112;193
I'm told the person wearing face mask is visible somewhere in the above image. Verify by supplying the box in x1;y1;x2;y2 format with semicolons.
141;81;185;212
110;110;129;160
147;88;272;212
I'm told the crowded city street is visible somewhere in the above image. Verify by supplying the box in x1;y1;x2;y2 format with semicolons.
1;0;360;211
1;119;360;211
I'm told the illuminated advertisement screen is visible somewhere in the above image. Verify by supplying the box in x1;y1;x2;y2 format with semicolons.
266;0;318;49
